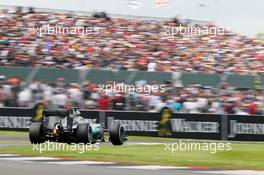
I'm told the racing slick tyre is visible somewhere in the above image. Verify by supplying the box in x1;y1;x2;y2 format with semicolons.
29;122;45;144
76;123;93;144
110;123;126;145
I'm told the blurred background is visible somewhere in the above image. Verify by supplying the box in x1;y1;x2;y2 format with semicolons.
0;0;263;115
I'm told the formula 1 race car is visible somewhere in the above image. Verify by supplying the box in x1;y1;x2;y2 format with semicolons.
29;108;127;145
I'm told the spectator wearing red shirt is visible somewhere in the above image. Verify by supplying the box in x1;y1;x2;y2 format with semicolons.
248;101;257;115
98;94;110;110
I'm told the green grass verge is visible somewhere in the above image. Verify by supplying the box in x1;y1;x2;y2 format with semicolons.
1;130;264;170
127;136;176;141
0;142;264;170
0;140;28;143
0;131;28;136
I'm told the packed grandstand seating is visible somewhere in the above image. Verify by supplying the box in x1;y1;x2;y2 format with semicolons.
0;7;264;115
0;7;263;74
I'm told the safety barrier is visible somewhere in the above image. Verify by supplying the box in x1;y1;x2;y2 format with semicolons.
0;66;262;88
0;107;264;141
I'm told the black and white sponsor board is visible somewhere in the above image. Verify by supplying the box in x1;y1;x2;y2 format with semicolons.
105;111;160;137
164;113;222;140
0;108;33;130
227;115;264;141
0;107;264;141
104;108;222;140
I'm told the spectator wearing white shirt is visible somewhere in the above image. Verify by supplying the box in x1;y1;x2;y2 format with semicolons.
147;59;157;72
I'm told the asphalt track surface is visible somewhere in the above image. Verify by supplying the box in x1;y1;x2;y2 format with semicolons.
0;158;228;175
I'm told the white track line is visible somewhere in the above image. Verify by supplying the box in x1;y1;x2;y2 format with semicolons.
0;157;60;161
109;165;190;170
44;161;115;165
0;154;18;157
125;142;163;146
0;155;115;165
199;170;264;175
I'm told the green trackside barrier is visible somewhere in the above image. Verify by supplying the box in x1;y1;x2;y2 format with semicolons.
0;66;31;79
86;70;171;84
0;66;80;83
0;66;171;84
0;66;263;89
181;72;221;87
226;74;256;89
35;67;80;83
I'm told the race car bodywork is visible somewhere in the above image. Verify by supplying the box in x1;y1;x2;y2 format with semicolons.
29;108;127;145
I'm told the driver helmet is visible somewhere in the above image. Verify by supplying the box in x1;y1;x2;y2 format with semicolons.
75;110;81;116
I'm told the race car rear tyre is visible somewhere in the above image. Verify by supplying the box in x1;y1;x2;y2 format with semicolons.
29;122;45;144
76;123;93;144
110;123;126;145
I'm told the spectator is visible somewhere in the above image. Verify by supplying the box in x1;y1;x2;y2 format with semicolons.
147;59;157;72
98;94;110;110
0;7;262;75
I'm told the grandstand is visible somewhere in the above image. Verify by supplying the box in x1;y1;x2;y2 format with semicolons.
0;6;263;115
0;6;263;74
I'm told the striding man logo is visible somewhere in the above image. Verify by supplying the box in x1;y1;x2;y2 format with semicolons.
158;107;172;137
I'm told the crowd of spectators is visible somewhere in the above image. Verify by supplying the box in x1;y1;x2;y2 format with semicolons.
0;7;264;115
0;78;263;115
0;7;263;74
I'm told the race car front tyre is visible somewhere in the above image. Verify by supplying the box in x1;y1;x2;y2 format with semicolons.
29;122;45;144
110;123;126;145
76;123;93;144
